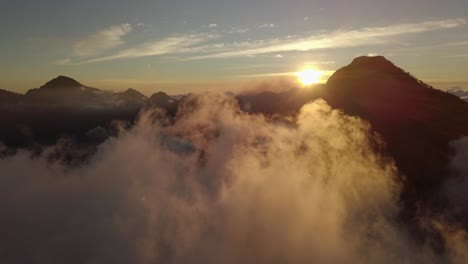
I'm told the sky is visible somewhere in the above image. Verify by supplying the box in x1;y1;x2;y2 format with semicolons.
1;0;468;95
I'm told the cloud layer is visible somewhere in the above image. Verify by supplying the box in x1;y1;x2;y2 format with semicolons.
0;94;466;263
58;18;466;65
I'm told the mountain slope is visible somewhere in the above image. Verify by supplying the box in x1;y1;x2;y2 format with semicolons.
1;61;467;215
113;88;148;107
324;56;468;212
0;89;23;103
26;75;100;94
447;87;468;101
0;76;182;148
25;76;107;105
235;56;468;221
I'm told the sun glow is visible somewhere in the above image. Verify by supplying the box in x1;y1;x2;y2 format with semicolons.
296;69;322;86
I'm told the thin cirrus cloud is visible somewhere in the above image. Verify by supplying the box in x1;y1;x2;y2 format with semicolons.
189;18;466;60
73;23;132;57
56;18;465;65
76;34;215;64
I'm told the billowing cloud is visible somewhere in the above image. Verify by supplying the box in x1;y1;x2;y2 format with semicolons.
73;23;132;57
0;94;466;263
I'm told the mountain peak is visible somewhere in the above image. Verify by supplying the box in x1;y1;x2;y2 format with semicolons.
121;88;146;98
41;75;83;90
327;56;407;86
39;75;84;90
150;91;170;100
348;56;400;73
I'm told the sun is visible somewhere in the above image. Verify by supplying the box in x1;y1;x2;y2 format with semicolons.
296;69;322;86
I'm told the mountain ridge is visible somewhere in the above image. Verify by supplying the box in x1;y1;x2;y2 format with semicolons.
2;57;468;229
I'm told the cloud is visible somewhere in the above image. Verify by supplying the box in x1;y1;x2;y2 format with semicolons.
54;18;466;64
0;93;466;263
73;23;132;57
208;24;218;28
188;18;466;59
77;34;216;64
258;23;275;28
51;58;72;65
226;28;249;34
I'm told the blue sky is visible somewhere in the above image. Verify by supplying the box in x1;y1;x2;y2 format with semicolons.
1;0;468;94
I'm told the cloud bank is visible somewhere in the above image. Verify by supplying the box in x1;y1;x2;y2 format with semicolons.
0;94;466;263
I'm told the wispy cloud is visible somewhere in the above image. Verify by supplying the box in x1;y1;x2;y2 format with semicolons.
445;41;468;47
73;23;132;57
77;34;216;64
52;58;72;65
189;18;466;59
54;18;466;65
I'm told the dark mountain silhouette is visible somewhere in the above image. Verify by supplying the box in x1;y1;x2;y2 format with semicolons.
26;75;99;95
237;56;468;230
113;88;148;108
1;59;468;224
0;89;22;103
1;58;467;260
37;75;88;90
119;88;147;100
23;76;107;107
146;91;179;115
0;77;179;148
325;56;468;214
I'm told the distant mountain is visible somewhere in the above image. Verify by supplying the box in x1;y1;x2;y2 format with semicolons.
146;91;179;115
36;75;93;91
113;88;148;108
0;76;179;147
447;86;468;101
119;88;147;100
2;61;468;218
23;76;108;106
1;58;467;257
